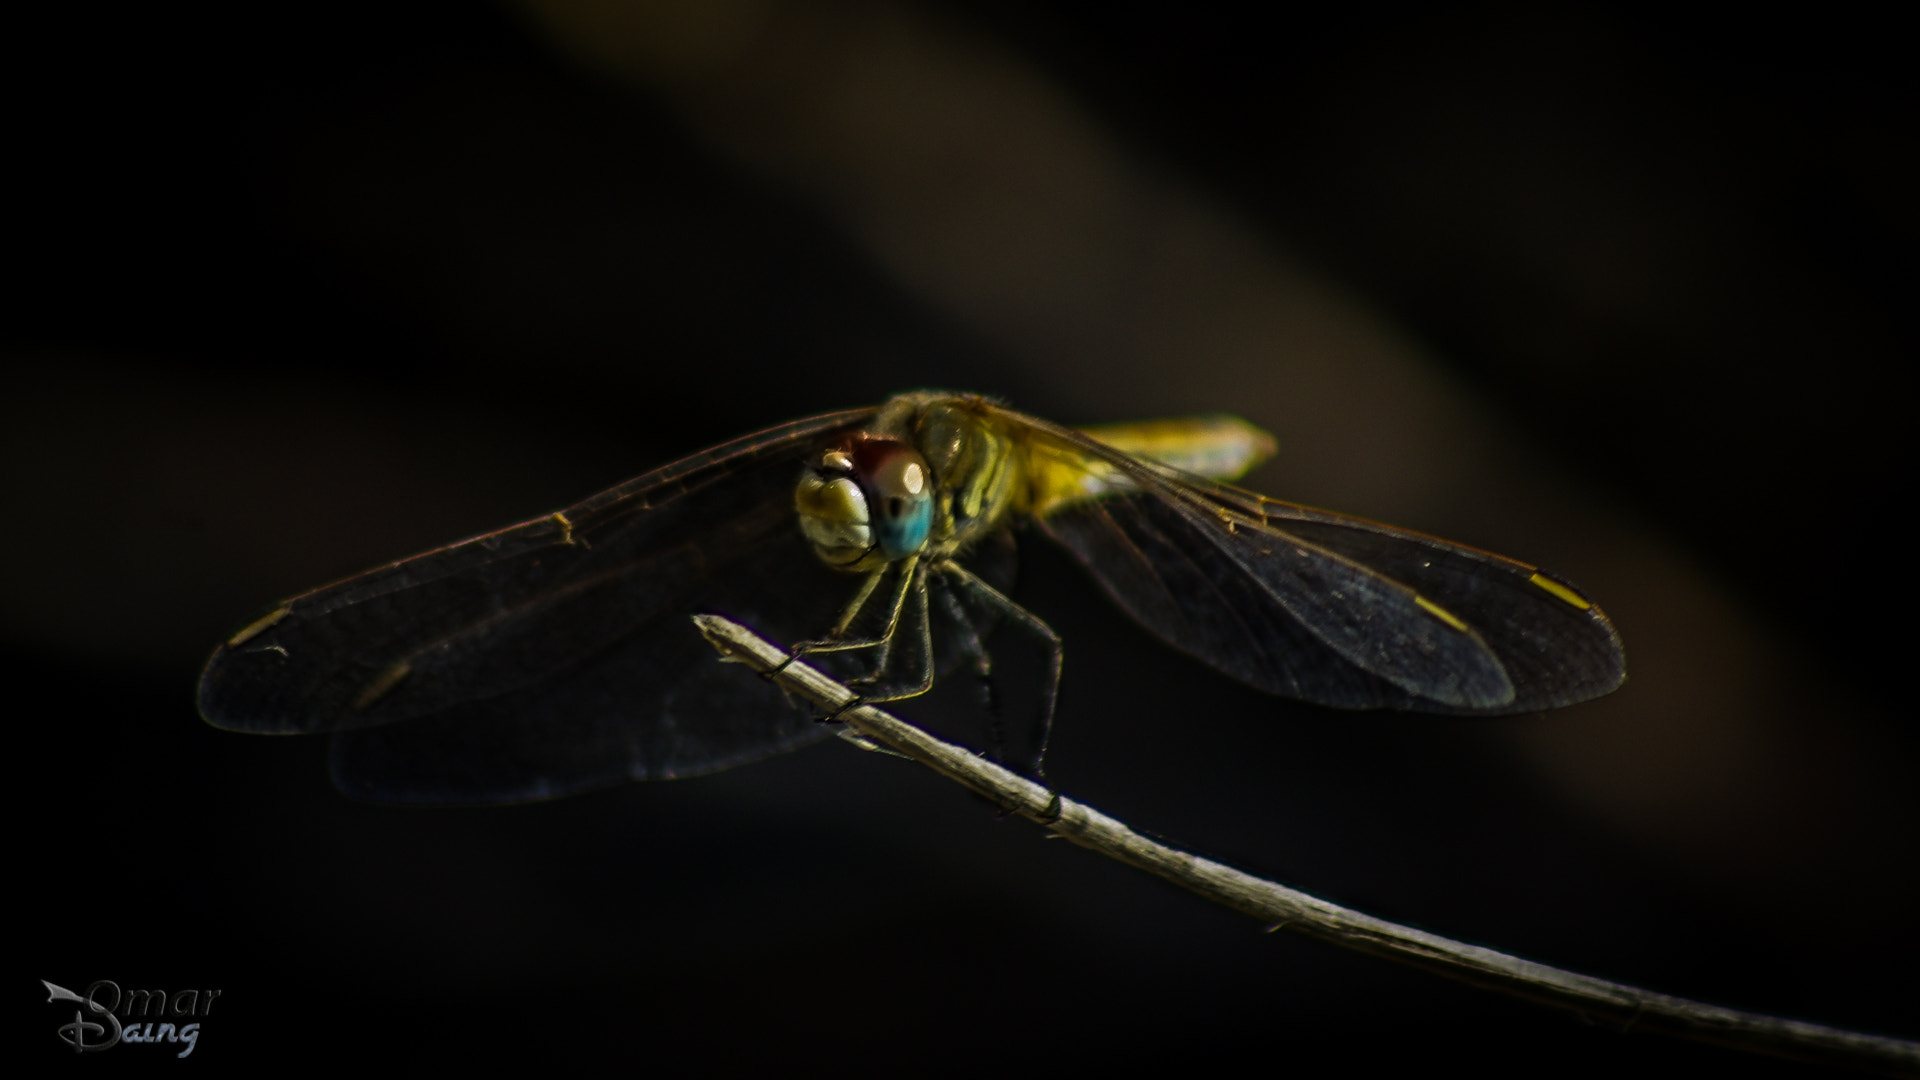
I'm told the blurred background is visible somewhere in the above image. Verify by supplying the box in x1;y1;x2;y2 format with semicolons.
10;1;1914;1073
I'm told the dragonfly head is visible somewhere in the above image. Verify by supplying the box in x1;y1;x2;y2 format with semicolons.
796;436;934;569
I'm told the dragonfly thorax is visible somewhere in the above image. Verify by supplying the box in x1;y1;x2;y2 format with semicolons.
796;436;935;570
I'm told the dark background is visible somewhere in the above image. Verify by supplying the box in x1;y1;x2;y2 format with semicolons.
10;1;1914;1074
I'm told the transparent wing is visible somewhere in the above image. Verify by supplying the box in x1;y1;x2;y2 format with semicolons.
999;407;1624;715
198;408;879;802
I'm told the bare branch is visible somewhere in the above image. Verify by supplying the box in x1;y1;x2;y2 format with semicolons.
696;614;1919;1075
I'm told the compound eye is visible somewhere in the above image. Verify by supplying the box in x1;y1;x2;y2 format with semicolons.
855;441;933;559
871;450;926;506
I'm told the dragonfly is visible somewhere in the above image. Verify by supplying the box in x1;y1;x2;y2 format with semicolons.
198;392;1625;803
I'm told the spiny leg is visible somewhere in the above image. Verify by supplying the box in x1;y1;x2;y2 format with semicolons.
832;565;890;638
934;560;1063;784
779;555;921;681
778;556;935;723
845;558;938;707
932;566;1007;764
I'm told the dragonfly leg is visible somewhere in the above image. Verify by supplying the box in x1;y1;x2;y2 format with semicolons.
832;565;890;638
779;557;939;720
931;568;1007;763
820;692;866;725
778;556;920;679
930;567;996;686
936;560;1063;779
842;559;938;706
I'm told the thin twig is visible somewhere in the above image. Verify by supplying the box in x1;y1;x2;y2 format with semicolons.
695;614;1919;1076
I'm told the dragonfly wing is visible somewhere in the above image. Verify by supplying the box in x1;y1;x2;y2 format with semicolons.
330;520;1017;803
324;526;848;801
198;409;876;801
1229;504;1625;713
1040;492;1517;711
1003;409;1621;714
